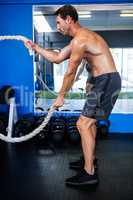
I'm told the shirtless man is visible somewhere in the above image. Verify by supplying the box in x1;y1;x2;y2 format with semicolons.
25;5;121;186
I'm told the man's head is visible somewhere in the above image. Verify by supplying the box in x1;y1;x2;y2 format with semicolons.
55;5;79;35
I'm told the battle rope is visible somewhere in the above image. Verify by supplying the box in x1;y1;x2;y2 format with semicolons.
0;35;33;55
0;35;86;143
0;106;55;143
0;35;56;143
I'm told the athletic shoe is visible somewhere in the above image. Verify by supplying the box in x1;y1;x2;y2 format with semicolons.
66;169;98;186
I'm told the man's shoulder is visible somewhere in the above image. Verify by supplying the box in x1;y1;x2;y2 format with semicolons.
71;29;93;45
74;28;94;40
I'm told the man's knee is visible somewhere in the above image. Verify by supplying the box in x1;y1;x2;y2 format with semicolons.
76;115;96;132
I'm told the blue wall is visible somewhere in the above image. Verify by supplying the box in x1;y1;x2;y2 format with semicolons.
109;114;133;133
0;0;133;132
0;0;132;4
0;5;33;116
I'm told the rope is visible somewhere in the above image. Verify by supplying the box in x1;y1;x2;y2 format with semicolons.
36;75;58;96
0;35;86;143
0;106;55;143
0;35;55;143
0;35;28;41
0;35;33;55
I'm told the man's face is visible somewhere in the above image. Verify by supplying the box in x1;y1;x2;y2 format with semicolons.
56;15;70;35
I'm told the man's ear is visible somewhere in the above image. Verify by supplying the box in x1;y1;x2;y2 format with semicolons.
66;16;72;24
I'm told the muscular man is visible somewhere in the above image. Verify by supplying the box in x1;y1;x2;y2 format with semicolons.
25;5;121;186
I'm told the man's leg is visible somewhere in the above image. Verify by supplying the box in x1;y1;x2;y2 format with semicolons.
77;115;96;174
65;115;98;186
69;116;98;170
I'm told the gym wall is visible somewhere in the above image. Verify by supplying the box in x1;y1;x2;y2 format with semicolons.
0;5;33;116
0;0;133;133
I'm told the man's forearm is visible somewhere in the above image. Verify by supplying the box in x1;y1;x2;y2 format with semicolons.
33;43;59;63
59;72;75;97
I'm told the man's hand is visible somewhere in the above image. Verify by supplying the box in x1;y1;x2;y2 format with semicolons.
53;95;64;109
24;40;36;51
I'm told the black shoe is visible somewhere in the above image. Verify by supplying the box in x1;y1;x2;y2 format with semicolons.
66;169;98;186
69;156;98;170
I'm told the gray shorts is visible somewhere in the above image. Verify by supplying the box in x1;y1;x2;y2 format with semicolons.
81;72;121;120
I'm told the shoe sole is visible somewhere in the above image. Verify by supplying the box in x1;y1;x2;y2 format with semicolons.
66;179;98;186
69;165;98;170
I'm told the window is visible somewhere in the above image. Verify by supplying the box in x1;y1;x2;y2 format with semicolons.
33;4;133;113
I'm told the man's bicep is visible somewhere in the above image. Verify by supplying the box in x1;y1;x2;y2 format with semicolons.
58;44;71;62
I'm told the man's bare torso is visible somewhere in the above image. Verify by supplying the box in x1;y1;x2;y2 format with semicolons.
70;28;117;77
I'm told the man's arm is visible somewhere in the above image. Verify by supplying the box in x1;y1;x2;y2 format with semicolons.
59;38;86;97
25;41;71;64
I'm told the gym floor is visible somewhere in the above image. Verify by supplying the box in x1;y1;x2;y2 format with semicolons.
0;134;133;200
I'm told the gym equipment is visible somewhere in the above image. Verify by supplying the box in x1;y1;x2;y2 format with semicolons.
0;85;17;138
35;107;45;112
61;109;71;112
0;113;8;135
0;35;87;143
36;75;57;96
67;116;78;127
0;35;56;143
97;119;110;138
35;116;50;141
0;99;55;143
0;35;33;55
67;128;81;144
0;85;15;104
51;130;65;144
66;116;81;144
73;109;81;112
50;117;66;145
14;114;35;137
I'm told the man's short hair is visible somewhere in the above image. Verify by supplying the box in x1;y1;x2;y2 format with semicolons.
55;5;78;22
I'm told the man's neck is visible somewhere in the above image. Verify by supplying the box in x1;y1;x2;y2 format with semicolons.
69;22;82;37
